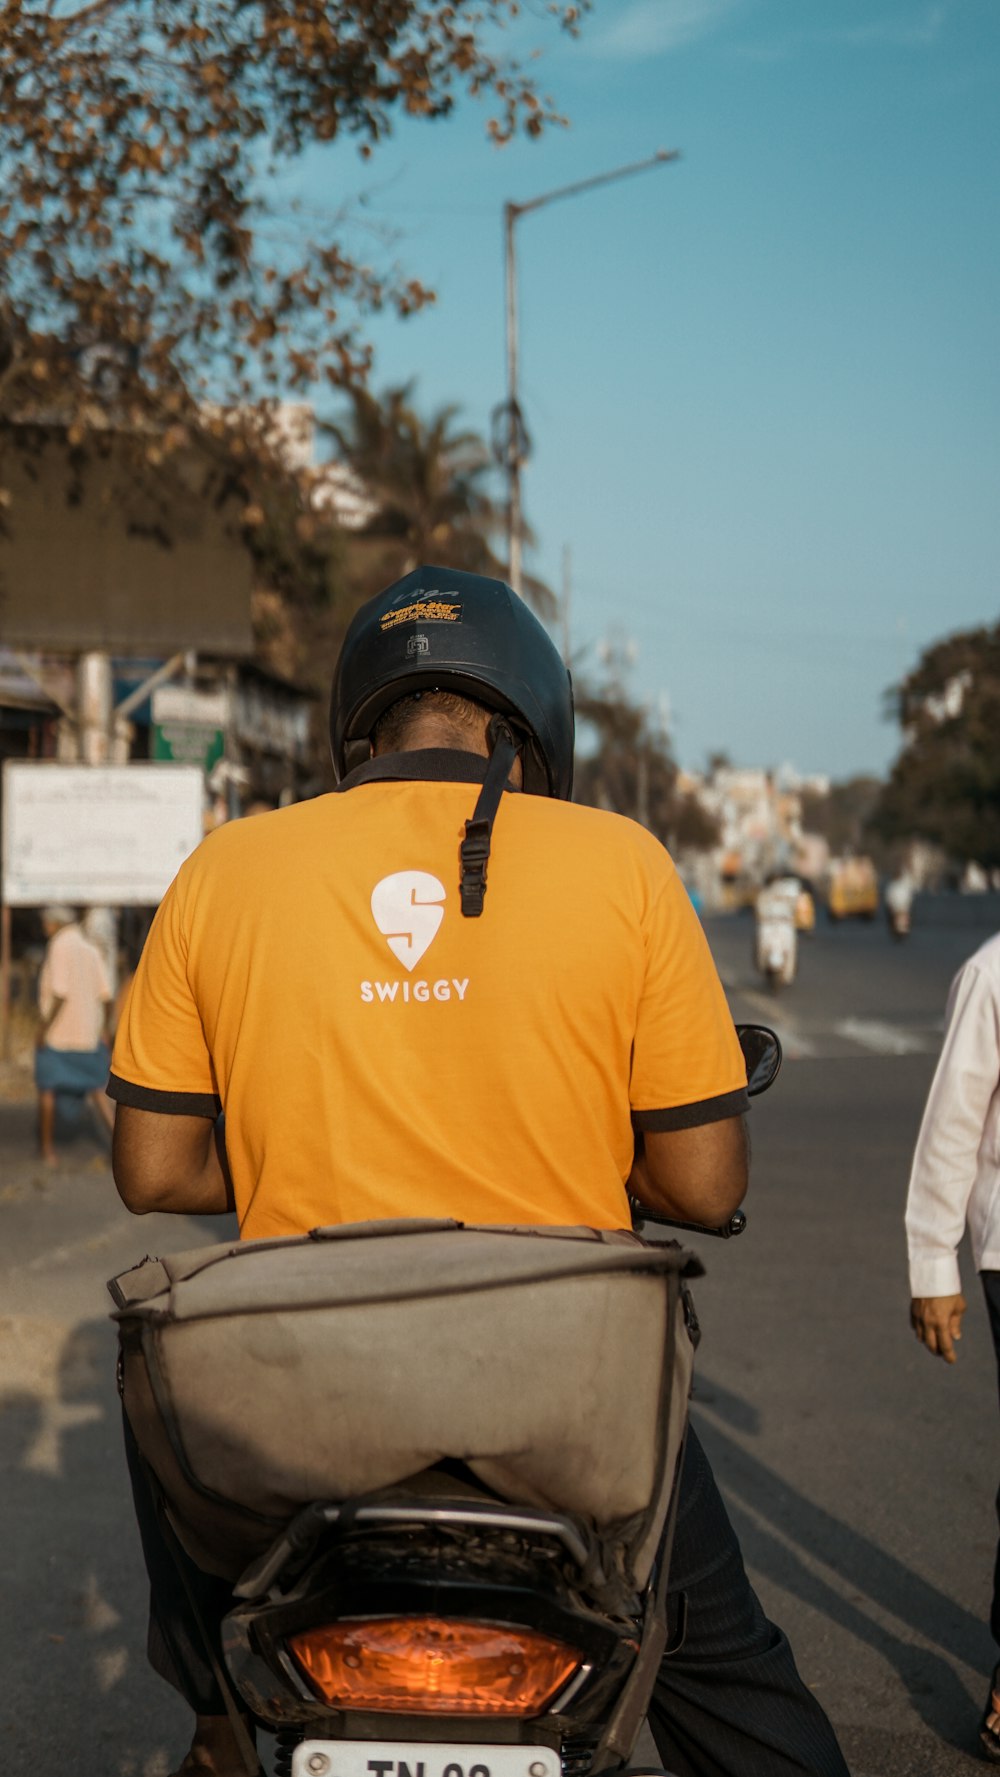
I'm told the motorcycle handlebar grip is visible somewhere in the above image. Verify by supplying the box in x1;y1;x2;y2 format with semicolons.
629;1199;748;1240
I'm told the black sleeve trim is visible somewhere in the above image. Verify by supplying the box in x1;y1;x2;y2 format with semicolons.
107;1072;221;1119
632;1086;750;1133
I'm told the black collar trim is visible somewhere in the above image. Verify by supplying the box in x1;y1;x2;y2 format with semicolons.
335;750;521;792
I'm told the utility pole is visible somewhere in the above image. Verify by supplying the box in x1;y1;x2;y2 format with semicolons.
561;544;572;665
75;651;118;990
504;199;525;599
636;743;650;832
499;149;679;596
76;652;113;765
69;650;186;990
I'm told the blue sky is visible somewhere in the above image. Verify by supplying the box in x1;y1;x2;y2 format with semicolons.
301;0;999;780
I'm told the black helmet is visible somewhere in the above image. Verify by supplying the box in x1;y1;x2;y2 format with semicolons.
329;565;574;799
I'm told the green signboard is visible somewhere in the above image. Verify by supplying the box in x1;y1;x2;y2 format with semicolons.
153;721;224;772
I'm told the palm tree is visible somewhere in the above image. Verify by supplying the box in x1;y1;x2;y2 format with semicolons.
324;383;554;617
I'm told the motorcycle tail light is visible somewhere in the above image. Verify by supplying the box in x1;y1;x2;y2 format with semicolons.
287;1615;581;1715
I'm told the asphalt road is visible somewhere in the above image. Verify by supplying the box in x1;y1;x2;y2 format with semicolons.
692;901;1000;1777
1;897;999;1776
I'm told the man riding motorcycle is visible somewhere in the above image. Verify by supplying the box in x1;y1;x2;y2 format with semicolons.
754;875;799;989
109;567;848;1777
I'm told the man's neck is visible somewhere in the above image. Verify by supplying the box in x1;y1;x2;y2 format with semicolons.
374;734;522;789
376;729;487;759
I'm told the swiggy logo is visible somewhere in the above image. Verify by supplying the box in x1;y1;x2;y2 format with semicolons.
364;871;469;1004
370;871;445;969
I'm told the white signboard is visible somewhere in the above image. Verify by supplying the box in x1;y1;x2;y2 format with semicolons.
151;685;230;727
2;763;204;906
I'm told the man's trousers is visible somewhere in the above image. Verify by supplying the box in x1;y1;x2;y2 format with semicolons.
980;1270;1000;1649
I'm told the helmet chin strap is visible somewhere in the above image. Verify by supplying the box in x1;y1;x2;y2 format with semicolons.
460;715;519;918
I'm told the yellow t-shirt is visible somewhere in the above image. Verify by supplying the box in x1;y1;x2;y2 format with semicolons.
109;756;748;1240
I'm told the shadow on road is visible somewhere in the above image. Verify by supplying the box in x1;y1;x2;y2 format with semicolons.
1;1188;240;1775
695;1395;993;1758
1;1313;191;1775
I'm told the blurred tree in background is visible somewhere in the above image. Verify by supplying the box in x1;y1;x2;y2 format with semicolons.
800;776;883;856
873;623;1000;869
245;384;552;785
324;382;554;614
0;0;585;449
0;0;577;756
574;645;718;848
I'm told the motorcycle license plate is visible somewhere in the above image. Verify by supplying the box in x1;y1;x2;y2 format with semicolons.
290;1741;561;1777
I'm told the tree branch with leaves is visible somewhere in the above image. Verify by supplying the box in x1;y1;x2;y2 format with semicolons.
324;379;554;614
0;0;587;444
873;623;1000;869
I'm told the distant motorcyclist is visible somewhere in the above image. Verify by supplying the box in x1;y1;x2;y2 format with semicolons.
108;567;848;1777
755;871;800;987
885;872;915;939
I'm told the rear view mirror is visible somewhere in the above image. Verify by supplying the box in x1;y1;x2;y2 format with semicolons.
737;1023;782;1097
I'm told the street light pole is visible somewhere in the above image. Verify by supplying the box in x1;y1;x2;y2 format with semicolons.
504;198;525;597
501;148;679;596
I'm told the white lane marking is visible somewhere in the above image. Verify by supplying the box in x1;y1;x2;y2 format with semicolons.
834;1017;930;1056
22;1220;123;1272
738;987;793;1021
731;984;937;1060
735;990;818;1058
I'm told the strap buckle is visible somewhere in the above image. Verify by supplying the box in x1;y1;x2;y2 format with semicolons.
460;818;491;917
458;727;518;919
461;817;491;870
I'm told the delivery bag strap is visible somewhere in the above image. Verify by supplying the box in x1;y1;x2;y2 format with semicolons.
459;718;518;918
149;1475;264;1776
599;1423;689;1764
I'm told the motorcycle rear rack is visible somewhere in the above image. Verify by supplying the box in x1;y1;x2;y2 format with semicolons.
234;1496;600;1602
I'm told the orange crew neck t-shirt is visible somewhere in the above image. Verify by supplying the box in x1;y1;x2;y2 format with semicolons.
109;756;748;1240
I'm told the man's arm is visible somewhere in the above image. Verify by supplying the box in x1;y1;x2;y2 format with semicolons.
112;1104;234;1216
906;958;1000;1362
36;995;65;1048
629;1115;748;1226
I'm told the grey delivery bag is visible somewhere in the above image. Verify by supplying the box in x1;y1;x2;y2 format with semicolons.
110;1219;700;1591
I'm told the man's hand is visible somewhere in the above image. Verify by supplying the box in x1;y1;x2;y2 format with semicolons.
910;1293;967;1363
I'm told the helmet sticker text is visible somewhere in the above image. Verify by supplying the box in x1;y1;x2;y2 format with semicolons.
379;600;463;631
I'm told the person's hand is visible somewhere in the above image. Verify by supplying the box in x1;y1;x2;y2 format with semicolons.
910;1293;967;1363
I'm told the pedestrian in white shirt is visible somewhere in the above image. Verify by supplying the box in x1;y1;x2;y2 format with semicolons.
35;905;115;1164
905;927;1000;1761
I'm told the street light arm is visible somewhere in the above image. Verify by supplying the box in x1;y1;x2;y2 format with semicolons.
508;148;680;221
503;147;680;598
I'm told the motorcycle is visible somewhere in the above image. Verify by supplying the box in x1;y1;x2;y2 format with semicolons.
886;904;911;941
110;1025;781;1777
884;878;913;942
754;880;799;989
